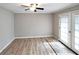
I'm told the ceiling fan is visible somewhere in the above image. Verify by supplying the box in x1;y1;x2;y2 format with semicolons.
21;3;44;12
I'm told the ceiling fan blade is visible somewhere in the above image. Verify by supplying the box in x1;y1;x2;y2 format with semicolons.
21;5;29;7
25;9;29;11
36;8;44;10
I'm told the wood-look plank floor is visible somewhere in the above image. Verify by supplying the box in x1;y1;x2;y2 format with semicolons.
0;37;75;55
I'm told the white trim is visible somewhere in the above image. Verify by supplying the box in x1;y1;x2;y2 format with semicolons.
15;35;54;39
0;37;15;53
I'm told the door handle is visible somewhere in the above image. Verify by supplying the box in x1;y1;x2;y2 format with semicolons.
69;31;71;33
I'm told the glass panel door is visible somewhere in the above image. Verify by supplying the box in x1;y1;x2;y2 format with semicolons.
59;14;71;47
59;11;79;54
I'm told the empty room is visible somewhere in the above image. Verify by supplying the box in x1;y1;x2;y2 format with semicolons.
0;3;79;55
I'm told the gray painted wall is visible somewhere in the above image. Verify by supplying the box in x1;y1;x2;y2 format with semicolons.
14;13;54;37
0;7;14;52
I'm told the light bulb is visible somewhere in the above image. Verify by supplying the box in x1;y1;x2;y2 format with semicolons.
30;7;36;11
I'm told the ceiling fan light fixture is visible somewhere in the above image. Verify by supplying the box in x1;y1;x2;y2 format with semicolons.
30;7;36;11
21;3;44;12
29;3;37;11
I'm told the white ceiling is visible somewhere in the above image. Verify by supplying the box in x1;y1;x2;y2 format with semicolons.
0;3;78;13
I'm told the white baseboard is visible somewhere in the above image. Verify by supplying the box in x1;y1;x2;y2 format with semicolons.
0;37;15;53
53;34;58;39
15;35;54;39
